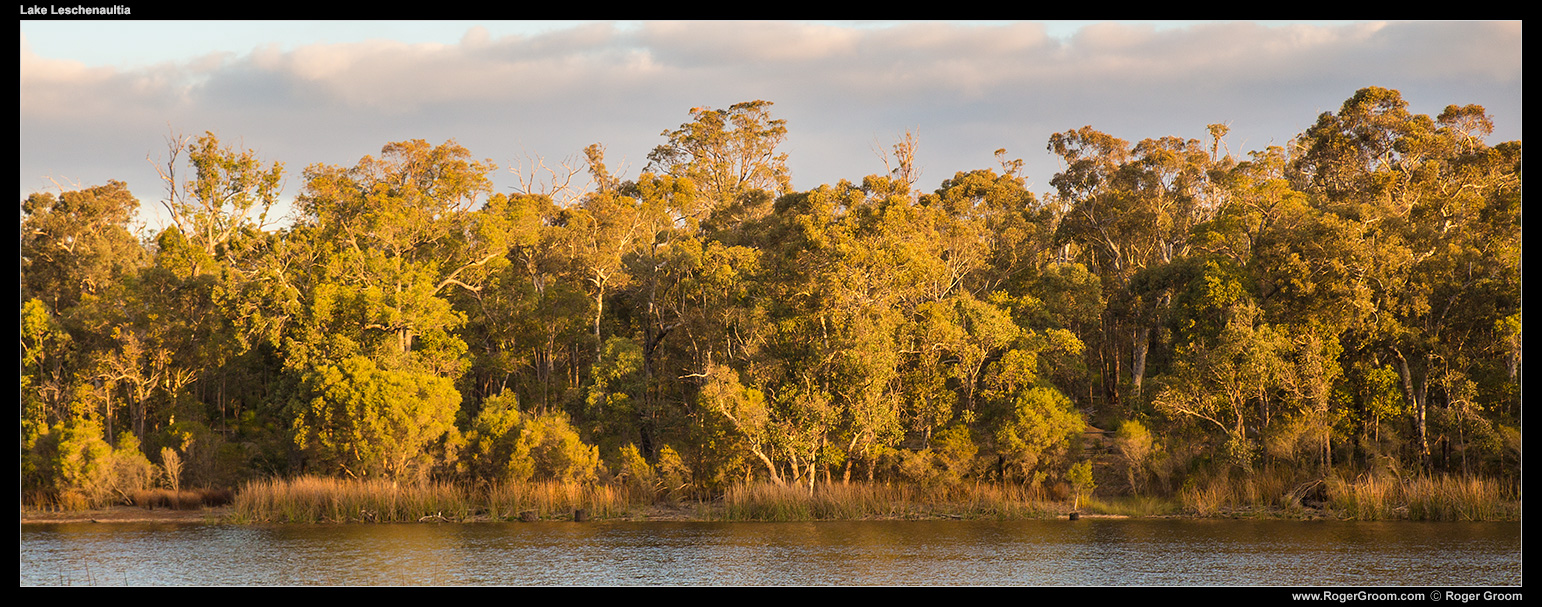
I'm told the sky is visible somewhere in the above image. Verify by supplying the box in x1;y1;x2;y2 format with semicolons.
18;20;1523;231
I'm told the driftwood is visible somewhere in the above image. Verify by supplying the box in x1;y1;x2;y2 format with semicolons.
1287;479;1329;509
519;510;538;522
418;512;449;523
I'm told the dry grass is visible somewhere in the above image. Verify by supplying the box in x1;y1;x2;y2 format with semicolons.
216;472;1521;523
1377;475;1518;521
482;481;630;520
1173;470;1520;521
721;481;1060;521
232;476;474;523
231;476;637;523
127;488;234;510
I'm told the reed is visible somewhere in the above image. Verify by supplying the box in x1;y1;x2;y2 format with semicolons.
1326;475;1400;520
232;476;474;523
1325;474;1518;521
1178;476;1233;516
1087;495;1179;517
481;480;630;520
1400;475;1517;521
127;488;230;510
721;481;1060;521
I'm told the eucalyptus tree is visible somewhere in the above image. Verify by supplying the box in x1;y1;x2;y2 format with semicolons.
1290;87;1522;473
647;100;791;234
286;139;501;375
153;131;284;267
1049;126;1223;411
282;139;505;476
21;181;148;428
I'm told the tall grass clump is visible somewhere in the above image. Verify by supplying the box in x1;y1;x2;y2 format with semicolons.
721;481;1059;521
1178;475;1234;516
1326;475;1401;520
1177;466;1321;516
232;476;473;523
1402;475;1516;521
1326;474;1518;521
481;480;629;520
127;488;234;510
1085;495;1180;517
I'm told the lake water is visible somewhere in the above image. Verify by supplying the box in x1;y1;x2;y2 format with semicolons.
19;519;1521;587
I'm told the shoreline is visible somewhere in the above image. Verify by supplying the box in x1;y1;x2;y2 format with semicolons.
22;504;1513;525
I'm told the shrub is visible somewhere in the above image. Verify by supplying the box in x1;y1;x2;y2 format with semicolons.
1115;419;1154;492
994;386;1084;483
527;412;602;483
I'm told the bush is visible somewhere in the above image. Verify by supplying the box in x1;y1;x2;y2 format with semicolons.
527;412;602;483
22;420;164;510
617;443;656;499
1116;419;1154;492
459;389;602;484
993;386;1084;483
292;356;461;481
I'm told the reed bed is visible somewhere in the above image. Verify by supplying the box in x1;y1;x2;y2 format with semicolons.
127;488;234;510
1332;475;1519;521
221;473;1520;523
1085;495;1180;517
1178;467;1308;516
721;481;1060;521
1172;470;1520;521
482;481;631;521
232;476;474;523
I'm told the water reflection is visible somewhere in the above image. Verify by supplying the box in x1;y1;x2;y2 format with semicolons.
20;519;1521;586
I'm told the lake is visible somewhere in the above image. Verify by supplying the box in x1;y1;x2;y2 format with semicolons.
19;519;1521;586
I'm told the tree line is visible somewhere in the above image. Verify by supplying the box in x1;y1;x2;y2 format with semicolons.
21;89;1521;505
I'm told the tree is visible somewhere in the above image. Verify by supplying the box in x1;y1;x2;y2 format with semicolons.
982;344;1086;485
291;356;460;480
647;100;792;224
286;139;500;375
1049;127;1220;409
1289;87;1522;473
21;181;146;312
154;131;284;266
1067;460;1096;510
1153;299;1292;471
554;187;642;352
698;363;780;483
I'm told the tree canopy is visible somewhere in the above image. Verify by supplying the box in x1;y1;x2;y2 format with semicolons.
21;88;1521;503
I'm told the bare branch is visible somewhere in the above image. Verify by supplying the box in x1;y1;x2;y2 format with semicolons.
511;147;587;206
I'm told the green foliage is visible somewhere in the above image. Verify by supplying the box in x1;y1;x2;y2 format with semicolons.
647;99;792;207
292;356;461;480
1115;419;1155;491
1067;460;1096;507
461;389;535;483
525;411;603;483
459;389;602;484
23;418;159;508
585;336;645;447
21;181;147;311
17;91;1521;504
992;386;1085;485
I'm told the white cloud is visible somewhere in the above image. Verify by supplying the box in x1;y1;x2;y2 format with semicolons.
19;20;1523;219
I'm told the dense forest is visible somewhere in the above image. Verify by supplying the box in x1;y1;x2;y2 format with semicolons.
21;87;1522;510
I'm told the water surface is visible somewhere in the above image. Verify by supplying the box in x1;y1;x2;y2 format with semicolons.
19;519;1521;586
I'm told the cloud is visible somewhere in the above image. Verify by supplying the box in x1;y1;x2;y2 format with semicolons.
19;20;1523;215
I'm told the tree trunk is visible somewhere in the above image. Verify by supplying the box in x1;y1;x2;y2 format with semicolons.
751;445;782;484
1391;347;1431;472
1131;326;1150;398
